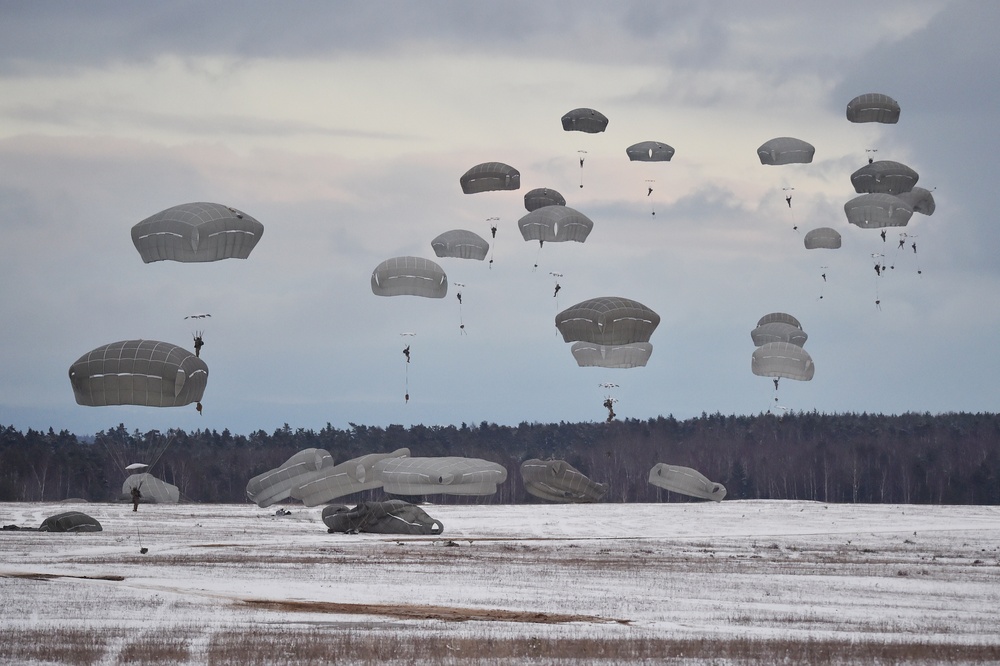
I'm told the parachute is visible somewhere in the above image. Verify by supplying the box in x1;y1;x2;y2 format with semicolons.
69;340;208;408
844;194;913;229
570;341;653;369
122;473;179;504
322;500;443;535
460;162;520;194
245;448;335;508
851;160;919;195
517;206;594;244
750;322;808;348
752;341;815;382
373;456;508;497
370;256;448;298
291;448;411;506
556;297;660;346
626;141;675;162
896;187;936;216
561;108;609;133
131;202;264;263
803;227;842;250
757;137;815;165
846;93;900;124
431;230;490;261
39;511;102;532
521;459;608;503
648;464;726;502
756;312;802;329
523;188;566;212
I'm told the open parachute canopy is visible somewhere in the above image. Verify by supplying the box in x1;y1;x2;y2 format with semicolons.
373;456;508;497
291;448;411;506
556;297;660;346
123;473;179;504
561;107;609;133
803;227;842;250
131;202;264;263
521;459;608;503
752;342;815;381
371;256;448;298
851;160;918;195
460;162;520;194
896;187;936;216
757;137;815;165
846;93;900;124
570;341;653;369
756;312;802;329
626;141;675;162
246;448;335;508
323;500;443;535
431;229;490;261
69;340;208;408
751;322;808;348
517;206;594;244
844;194;913;229
523;187;567;212
648;464;726;502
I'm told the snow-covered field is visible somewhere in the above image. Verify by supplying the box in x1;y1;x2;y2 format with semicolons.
2;500;999;664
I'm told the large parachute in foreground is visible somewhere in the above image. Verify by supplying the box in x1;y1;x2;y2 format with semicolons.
518;206;594;244
322;500;443;535
69;340;208;408
752;342;815;382
750;322;808;348
844;194;913;229
556;297;660;346
570;341;653;369
246;448;335;508
370;256;448;298
131;202;264;263
648;464;726;502
851;160;919;195
374;456;507;497
460;162;521;194
431;229;490;261
122;473;179;504
561;108;609;133
521;459;607;503
757;137;815;165
846;93;900;124
291;448;411;506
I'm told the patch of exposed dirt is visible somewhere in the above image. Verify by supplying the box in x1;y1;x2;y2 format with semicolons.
1;571;125;582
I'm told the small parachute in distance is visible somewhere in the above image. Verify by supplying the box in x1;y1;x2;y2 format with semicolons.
370;256;448;298
750;322;808;348
844;194;913;229
570;341;653;369
561;108;609;133
851;160;919;195
896;187;936;216
184;313;211;320
757;137;815;165
460;162;520;194
756;312;802;329
431;229;490;261
556;297;660;346
125;462;149;471
846;93;900;124
521;459;608;503
803;227;842;250
648;464;726;502
517;206;594;244
131;202;264;263
373;456;508;497
752;342;815;382
523;187;566;212
626;141;675;162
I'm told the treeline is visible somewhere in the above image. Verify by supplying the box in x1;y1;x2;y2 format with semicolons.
1;411;998;505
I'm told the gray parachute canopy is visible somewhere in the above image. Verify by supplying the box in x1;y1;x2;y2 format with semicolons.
517;206;594;244
291;448;411;506
246;448;334;508
896;187;936;216
460;162;520;194
523;187;567;212
122;473;179;504
846;93;900;124
374;456;508;497
69;340;208;408
851;160;919;195
648;464;726;502
322;500;443;535
39;511;102;532
561;108;609;133
556;297;660;346
521;459;608;503
803;227;842;250
626;141;675;162
752;342;815;381
131;202;264;263
371;256;448;298
570;341;653;369
757;312;802;329
844;193;913;229
751;322;808;348
431;229;490;261
757;137;815;165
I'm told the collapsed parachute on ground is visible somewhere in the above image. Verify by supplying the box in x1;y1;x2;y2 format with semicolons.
291;448;411;506
570;341;653;368
521;459;608;503
751;322;808;348
122;473;179;504
846;93;900;124
896;187;936;216
648;464;726;502
69;340;208;408
374;456;507;496
523;187;566;212
518;206;594;244
322;500;443;535
626;141;675;162
752;342;815;381
561;108;609;133
757;137;815;165
556;297;660;346
803;227;842;250
371;256;448;298
844;194;913;229
131;202;264;263
39;511;102;532
460;162;520;194
246;448;334;508
431;230;490;261
851;160;919;195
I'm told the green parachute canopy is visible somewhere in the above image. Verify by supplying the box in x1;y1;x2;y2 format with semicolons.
556;297;660;346
131;202;264;263
561;108;609;133
431;230;490;261
460;162;520;194
846;93;900;124
371;256;448;298
757;137;815;165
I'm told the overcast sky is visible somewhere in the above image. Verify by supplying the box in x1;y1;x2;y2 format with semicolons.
1;1;997;437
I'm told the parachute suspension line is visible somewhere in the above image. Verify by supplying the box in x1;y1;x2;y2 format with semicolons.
487;217;499;269
532;242;543;272
872;252;884;311
400;333;415;403
783;188;796;231
578;150;587;189
818;266;829;301
645;179;656;216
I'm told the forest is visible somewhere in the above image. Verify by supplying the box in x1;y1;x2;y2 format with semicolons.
1;411;998;505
